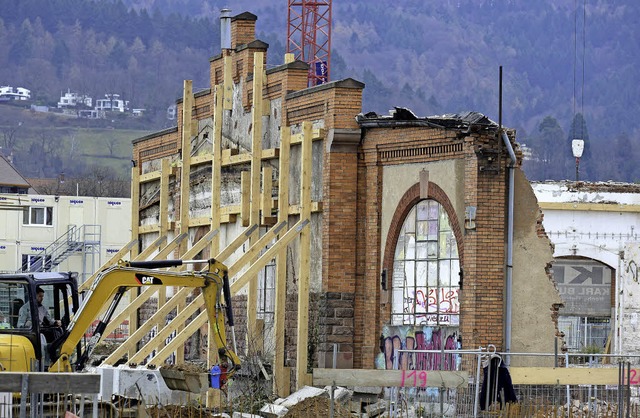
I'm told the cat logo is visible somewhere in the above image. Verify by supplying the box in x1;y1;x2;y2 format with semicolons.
135;273;162;285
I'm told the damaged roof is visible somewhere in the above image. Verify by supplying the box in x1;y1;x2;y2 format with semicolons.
356;107;498;131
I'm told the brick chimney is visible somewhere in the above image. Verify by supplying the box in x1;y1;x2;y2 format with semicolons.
231;12;257;49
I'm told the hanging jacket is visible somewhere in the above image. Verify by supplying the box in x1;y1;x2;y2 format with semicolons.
479;357;518;410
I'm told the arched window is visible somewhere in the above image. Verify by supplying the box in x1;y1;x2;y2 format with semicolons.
391;199;460;326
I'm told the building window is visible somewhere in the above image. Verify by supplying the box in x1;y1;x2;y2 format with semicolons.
391;199;460;326
22;206;53;225
257;260;275;323
21;254;52;272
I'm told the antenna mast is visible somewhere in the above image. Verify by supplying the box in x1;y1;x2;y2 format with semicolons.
287;0;332;87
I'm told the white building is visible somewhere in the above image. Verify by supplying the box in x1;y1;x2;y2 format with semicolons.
57;89;93;108
534;181;640;356
0;86;31;101
95;94;128;113
0;193;132;283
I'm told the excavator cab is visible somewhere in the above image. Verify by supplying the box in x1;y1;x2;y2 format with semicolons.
0;272;80;372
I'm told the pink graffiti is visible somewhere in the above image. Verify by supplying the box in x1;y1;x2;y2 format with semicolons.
384;327;459;372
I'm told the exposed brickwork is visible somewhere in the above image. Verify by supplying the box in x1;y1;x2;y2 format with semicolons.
230;12;257;49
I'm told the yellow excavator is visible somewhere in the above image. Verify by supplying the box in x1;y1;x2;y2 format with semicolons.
0;258;240;385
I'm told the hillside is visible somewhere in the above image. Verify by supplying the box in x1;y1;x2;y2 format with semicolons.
1;0;638;182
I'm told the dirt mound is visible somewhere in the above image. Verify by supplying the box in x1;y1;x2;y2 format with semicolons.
283;396;354;417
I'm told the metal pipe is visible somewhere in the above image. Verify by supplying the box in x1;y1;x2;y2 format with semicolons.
220;8;232;50
501;130;516;365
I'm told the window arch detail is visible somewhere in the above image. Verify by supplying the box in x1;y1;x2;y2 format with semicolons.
383;182;463;326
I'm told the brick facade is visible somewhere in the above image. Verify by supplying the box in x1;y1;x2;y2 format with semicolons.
131;10;555;381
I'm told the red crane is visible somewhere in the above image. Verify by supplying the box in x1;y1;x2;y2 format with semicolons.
287;0;332;87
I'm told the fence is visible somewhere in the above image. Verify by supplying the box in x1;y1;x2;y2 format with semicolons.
0;372;102;418
313;348;640;417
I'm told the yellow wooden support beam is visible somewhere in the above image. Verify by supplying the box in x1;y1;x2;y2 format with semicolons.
131;166;140;259
228;222;286;278
241;171;250;227
128;293;203;364
248;51;265;347
296;121;313;389
160;159;170;234
104;286;194;365
230;220;309;294
289;201;322;214
223;54;233;110
190;154;213;166
313;369;469;389
180;79;194;254
509;367;619;385
291;128;324;145
221;148;279;166
261;166;275;225
100;233;187;340
538;201;640;212
273;126;291;397
138;224;160;234
149;310;208;367
139;171;162;183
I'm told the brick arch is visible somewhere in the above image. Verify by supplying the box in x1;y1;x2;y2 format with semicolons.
382;181;464;284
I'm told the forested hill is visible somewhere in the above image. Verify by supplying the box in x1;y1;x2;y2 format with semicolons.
1;0;639;182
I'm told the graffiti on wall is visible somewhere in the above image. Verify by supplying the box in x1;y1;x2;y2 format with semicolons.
375;324;460;371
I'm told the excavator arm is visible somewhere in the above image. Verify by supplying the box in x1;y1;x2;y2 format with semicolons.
49;258;240;378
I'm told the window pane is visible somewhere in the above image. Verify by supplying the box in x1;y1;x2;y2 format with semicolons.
427;261;438;287
428;200;439;219
22;207;29;224
416;261;427;288
46;207;53;225
416;221;428;241
416;241;428;259
416;202;428;221
405;234;415;259
439;260;451;287
405;208;416;233
427;220;438;240
393;261;404;287
439;209;451;231
404;261;415;288
427;241;437;259
32;207;45;224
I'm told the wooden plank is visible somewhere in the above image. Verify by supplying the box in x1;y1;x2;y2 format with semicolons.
221;148;279;166
160;158;170;234
538;202;640;213
312;369;469;389
241;171;250;227
509;367;619;385
291;128;324;145
139;171;161;183
138;224;160;234
209;85;223;376
0;373;100;393
180;79;194;253
296;121;313;389
273;126;291;397
130;166;140;259
284;53;295;64
230;220;308;294
223;54;233;110
248;52;265;344
191;153;213;166
289;201;323;214
261;166;273;225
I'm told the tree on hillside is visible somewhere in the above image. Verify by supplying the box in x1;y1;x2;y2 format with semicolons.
527;116;567;181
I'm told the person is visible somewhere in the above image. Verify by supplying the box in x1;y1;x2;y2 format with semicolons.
18;286;62;331
0;313;10;329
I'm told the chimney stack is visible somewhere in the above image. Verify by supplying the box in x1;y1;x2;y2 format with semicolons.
220;8;231;50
